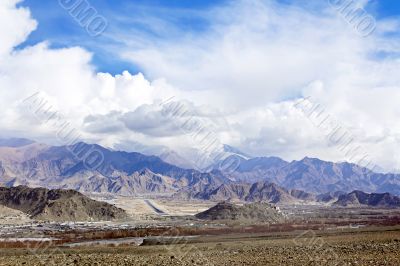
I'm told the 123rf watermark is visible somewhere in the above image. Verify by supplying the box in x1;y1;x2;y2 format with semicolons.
21;92;105;172
329;0;376;37
59;0;108;37
294;96;379;172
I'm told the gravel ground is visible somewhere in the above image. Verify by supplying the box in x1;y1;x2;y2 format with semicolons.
0;230;399;265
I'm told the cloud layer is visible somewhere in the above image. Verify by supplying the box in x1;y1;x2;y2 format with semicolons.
1;0;400;172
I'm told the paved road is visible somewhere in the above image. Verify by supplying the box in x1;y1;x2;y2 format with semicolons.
143;199;168;216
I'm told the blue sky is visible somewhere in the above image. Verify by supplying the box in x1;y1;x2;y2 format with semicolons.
2;0;400;169
18;0;400;75
18;0;227;74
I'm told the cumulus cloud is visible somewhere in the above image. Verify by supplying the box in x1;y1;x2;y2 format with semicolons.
121;104;185;137
121;0;377;107
0;1;223;159
1;0;400;171
114;0;400;171
0;0;36;57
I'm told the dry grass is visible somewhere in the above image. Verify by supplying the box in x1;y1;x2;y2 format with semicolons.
0;229;399;265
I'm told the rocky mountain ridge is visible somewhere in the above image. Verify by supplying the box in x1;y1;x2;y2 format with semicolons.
216;155;400;195
0;141;228;196
1;139;399;200
195;201;283;223
334;190;400;207
0;186;127;221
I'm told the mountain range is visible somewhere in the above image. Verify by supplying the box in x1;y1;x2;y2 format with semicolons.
216;155;400;195
0;140;228;196
179;181;299;203
183;181;400;207
0;138;399;201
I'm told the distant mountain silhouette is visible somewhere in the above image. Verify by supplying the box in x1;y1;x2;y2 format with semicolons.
213;156;400;195
0;141;228;196
1;138;399;198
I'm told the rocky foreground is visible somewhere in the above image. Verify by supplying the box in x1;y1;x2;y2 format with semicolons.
0;186;127;221
0;229;399;265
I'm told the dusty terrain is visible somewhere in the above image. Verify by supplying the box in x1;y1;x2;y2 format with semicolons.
91;195;215;219
151;199;215;216
1;197;400;265
0;206;31;225
0;229;399;265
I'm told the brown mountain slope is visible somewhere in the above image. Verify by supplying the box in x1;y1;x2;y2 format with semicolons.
195;183;252;201
183;181;311;204
214;156;400;195
0;141;229;196
57;169;178;196
245;182;297;203
195;202;283;223
0;186;127;221
333;190;400;207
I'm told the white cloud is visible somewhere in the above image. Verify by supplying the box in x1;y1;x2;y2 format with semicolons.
1;0;400;172
115;0;400;170
0;0;36;57
121;0;374;108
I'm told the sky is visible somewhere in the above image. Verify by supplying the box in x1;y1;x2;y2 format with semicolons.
1;0;400;171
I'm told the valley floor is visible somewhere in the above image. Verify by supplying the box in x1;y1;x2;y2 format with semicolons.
0;228;399;265
1;198;400;265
